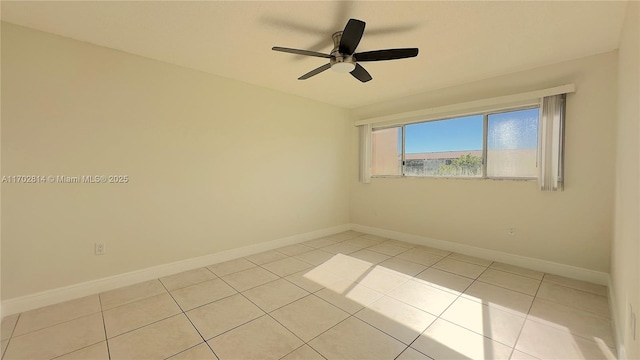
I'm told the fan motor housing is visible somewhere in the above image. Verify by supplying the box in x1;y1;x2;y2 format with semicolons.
330;31;356;73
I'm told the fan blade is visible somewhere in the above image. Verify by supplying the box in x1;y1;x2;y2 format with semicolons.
350;64;372;83
354;48;419;62
298;63;331;80
339;19;365;55
272;47;331;59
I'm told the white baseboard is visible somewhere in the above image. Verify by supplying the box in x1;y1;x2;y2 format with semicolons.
3;222;611;317
351;224;610;285
1;224;350;316
608;275;626;359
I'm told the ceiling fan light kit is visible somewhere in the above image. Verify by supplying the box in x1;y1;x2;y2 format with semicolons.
273;18;419;83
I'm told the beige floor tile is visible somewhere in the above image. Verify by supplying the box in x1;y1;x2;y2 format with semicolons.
261;257;312;277
55;341;109;360
281;345;325;360
528;297;615;347
396;347;432;360
350;249;391;264
378;258;428;277
490;262;544;280
396;249;443;267
382;240;416;249
478;269;541;296
413;245;452;257
325;233;356;242
208;316;303;360
332;239;367;251
1;315;19;340
108;314;201;360
2;339;9;358
4;313;105;360
160;268;217;291
433;258;487;279
302;237;337;249
368;242;409;256
276;244;314;256
320;242;362;255
441;297;526;347
100;280;167;310
242;278;309;312
309;317;406;360
515;320;617;360
245;250;288;265
221;266;279;292
413;319;512;360
171;278;237;311
343;236;386;248
13;295;101;336
270;295;349;342
187;293;265;340
103;293;181;338
397;347;432;360
360;234;389;241
285;268;341;292
315;253;375;281
536;282;610;317
543;274;608;296
415;267;474;295
357;266;410;293
510;350;540;359
315;280;383;314
448;253;493;266
462;281;534;316
167;343;217;360
341;230;365;237
206;258;256;277
356;296;436;344
294;249;335;266
389;280;458;316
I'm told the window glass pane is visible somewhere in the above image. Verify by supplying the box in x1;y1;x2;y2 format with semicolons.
404;115;483;177
372;127;402;176
487;108;539;178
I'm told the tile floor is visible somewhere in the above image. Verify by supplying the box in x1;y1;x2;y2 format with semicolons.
0;231;617;360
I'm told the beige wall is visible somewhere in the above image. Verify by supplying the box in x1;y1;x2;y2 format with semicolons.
351;51;617;272
0;23;351;300
612;1;640;358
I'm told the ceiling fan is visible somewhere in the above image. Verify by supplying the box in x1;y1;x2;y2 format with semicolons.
272;18;419;83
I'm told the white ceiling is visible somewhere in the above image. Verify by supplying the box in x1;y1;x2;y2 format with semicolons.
1;1;628;109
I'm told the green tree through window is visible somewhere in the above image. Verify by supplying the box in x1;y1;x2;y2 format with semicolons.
436;154;482;176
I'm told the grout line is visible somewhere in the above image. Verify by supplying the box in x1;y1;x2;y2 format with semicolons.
97;295;112;360
1;313;20;359
158;280;223;360
7;309;103;339
508;272;546;359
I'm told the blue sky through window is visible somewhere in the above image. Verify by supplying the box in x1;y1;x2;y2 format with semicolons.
405;115;483;153
403;108;539;153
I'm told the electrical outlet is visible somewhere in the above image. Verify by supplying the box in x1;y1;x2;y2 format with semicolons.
507;227;516;236
95;242;106;255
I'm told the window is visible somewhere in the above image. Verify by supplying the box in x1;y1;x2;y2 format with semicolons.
371;106;541;179
404;115;483;177
487;108;539;178
371;126;402;176
359;86;571;189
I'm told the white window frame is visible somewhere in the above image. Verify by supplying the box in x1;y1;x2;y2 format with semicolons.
359;84;575;185
372;105;540;180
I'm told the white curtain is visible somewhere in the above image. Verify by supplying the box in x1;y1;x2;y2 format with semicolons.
359;124;372;183
538;94;565;191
